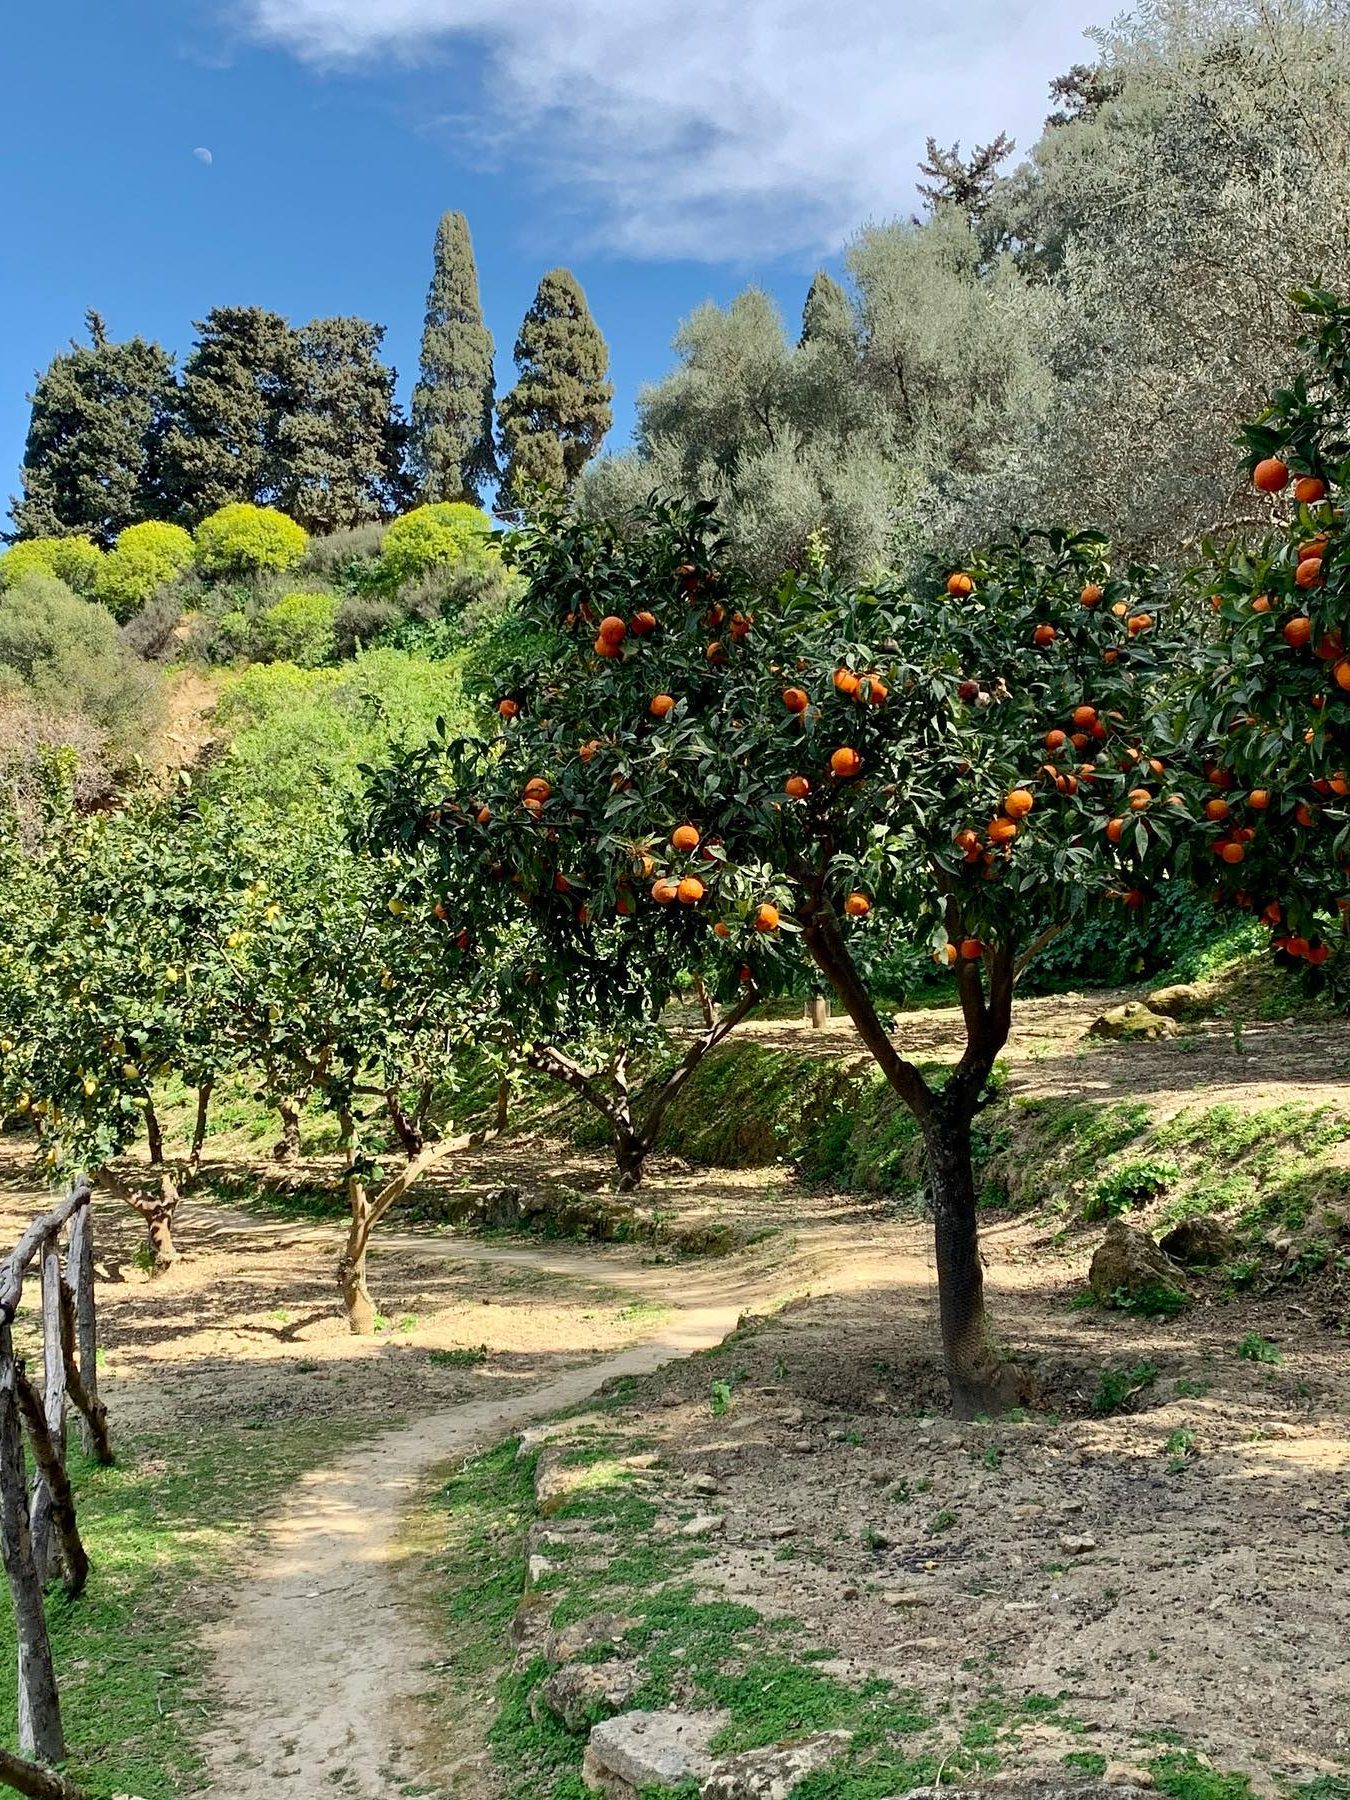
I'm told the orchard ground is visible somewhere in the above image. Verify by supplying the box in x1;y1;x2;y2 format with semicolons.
1;976;1348;1798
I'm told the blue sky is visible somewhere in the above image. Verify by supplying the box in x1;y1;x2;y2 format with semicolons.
2;0;1108;522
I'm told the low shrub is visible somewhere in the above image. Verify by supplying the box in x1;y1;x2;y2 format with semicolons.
120;593;185;661
299;522;387;591
94;521;195;620
253;591;339;667
0;572;154;743
194;503;308;577
333;594;401;658
0;535;104;597
379;501;494;589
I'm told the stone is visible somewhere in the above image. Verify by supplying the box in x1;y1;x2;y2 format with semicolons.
546;1612;639;1668
687;1473;722;1495
1159;1215;1234;1267
1059;1534;1097;1555
583;1709;729;1796
882;1589;933;1607
509;1590;554;1658
681;1513;726;1538
1088;1220;1186;1309
535;1449;585;1518
1146;982;1209;1020
700;1731;854;1798
477;1184;524;1228
531;1660;642;1733
1087;1002;1177;1042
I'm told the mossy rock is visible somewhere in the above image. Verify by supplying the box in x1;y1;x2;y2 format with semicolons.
1089;1219;1188;1312
1146;983;1211;1021
1087;1003;1177;1042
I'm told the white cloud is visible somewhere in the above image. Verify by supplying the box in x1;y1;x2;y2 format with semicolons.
243;0;1107;260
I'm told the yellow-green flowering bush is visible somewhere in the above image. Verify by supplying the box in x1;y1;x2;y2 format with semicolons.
0;535;104;597
93;521;195;620
378;502;493;589
194;503;308;578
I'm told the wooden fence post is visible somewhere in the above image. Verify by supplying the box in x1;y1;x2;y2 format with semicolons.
28;1245;66;1585
0;1325;64;1764
64;1207;100;1461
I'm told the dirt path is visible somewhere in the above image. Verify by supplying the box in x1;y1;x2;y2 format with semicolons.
192;1211;932;1799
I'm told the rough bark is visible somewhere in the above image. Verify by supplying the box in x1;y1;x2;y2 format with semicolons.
0;1186;91;1327
93;1171;178;1273
337;1114;376;1336
63;1207;110;1463
189;1079;213;1174
14;1371;87;1599
0;1743;86;1798
923;1100;1007;1418
273;1100;302;1164
0;1328;64;1764
27;1247;65;1586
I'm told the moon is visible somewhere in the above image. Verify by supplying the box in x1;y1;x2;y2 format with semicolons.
193;147;214;165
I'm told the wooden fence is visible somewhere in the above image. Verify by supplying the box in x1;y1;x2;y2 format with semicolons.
0;1178;112;1797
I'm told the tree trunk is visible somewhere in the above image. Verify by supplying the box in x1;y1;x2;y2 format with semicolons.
337;1113;376;1335
189;1080;213;1174
273;1100;301;1164
613;1132;647;1193
923;1100;1008;1419
141;1103;180;1272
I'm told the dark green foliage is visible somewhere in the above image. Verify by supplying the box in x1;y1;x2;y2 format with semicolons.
800;271;853;348
163;306;297;518
1083;1157;1179;1222
277;316;410;532
1091;1360;1158;1413
13;310;177;544
917;132;1016;222
411;211;498;504
498;269;612;506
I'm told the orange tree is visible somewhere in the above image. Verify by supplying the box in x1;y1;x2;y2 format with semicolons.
370;500;1188;1412
1182;289;1350;971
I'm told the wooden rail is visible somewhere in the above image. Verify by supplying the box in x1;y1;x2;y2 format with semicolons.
0;1176;108;1793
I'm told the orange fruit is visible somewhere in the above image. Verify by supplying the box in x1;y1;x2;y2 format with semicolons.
1072;705;1098;728
476;805;492;824
1301;538;1330;561
1296;557;1324;590
1296;803;1318;827
754;903;780;933
594;634;622;658
861;675;888;705
1335;659;1350;692
844;893;871;918
1219;841;1245;864
834;668;862;697
650;693;676;718
1248;789;1270;810
1253;457;1289;493
959;938;984;960
783;686;810;713
651;878;679;905
706;641;727;664
1112;601;1129;618
1283;615;1313;649
1203;797;1231;821
987;816;1018;845
1251;594;1272;613
1128;788;1151;811
713;921;730;938
1331;772;1350;797
553;872;571;893
677;876;705;905
947;572;974;598
579;739;599;763
523;777;552;802
1105;818;1125;844
730;612;753;639
785;775;810;799
830;747;862;778
497;698;519;719
1033;623;1057;647
1316;630;1345;661
1080;583;1104;607
1210;594;1224;612
1044;729;1068;751
671;824;700;853
1127;612;1154;635
598;615;627;646
631;610;658;636
1294;476;1328;505
1004;790;1034;819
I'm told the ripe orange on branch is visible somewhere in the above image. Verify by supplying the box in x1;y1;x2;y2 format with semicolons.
783;686;810;713
1294;476;1328;504
833;668;862;697
844;893;871;918
649;693;676;718
671;825;700;853
631;610;658;636
947;572;974;598
830;747;862;778
785;776;810;799
1003;790;1033;820
677;877;705;905
1253;457;1290;493
598;615;627;647
1283;615;1313;649
754;903;780;933
1033;624;1057;647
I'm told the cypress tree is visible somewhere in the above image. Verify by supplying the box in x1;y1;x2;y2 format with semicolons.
410;211;497;505
12;311;176;545
498;269;613;509
163;306;298;519
800;271;853;348
278;317;410;533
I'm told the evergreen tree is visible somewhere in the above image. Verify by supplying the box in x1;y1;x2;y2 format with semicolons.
498;269;612;509
163;306;297;520
278;317;409;533
1045;63;1122;130
12;311;176;545
410;212;497;504
800;271;853;347
917;134;1015;223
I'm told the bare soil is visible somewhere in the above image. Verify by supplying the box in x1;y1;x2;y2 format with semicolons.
1;996;1348;1794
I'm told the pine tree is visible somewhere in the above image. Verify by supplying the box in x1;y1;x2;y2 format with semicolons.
410;212;497;505
163;306;298;520
278;317;410;533
800;271;853;348
12;311;176;545
1045;64;1122;130
498;269;612;510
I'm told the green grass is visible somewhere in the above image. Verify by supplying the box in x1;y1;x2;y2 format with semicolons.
1092;1361;1159;1414
0;1416;383;1798
429;1344;489;1367
1236;1332;1282;1364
